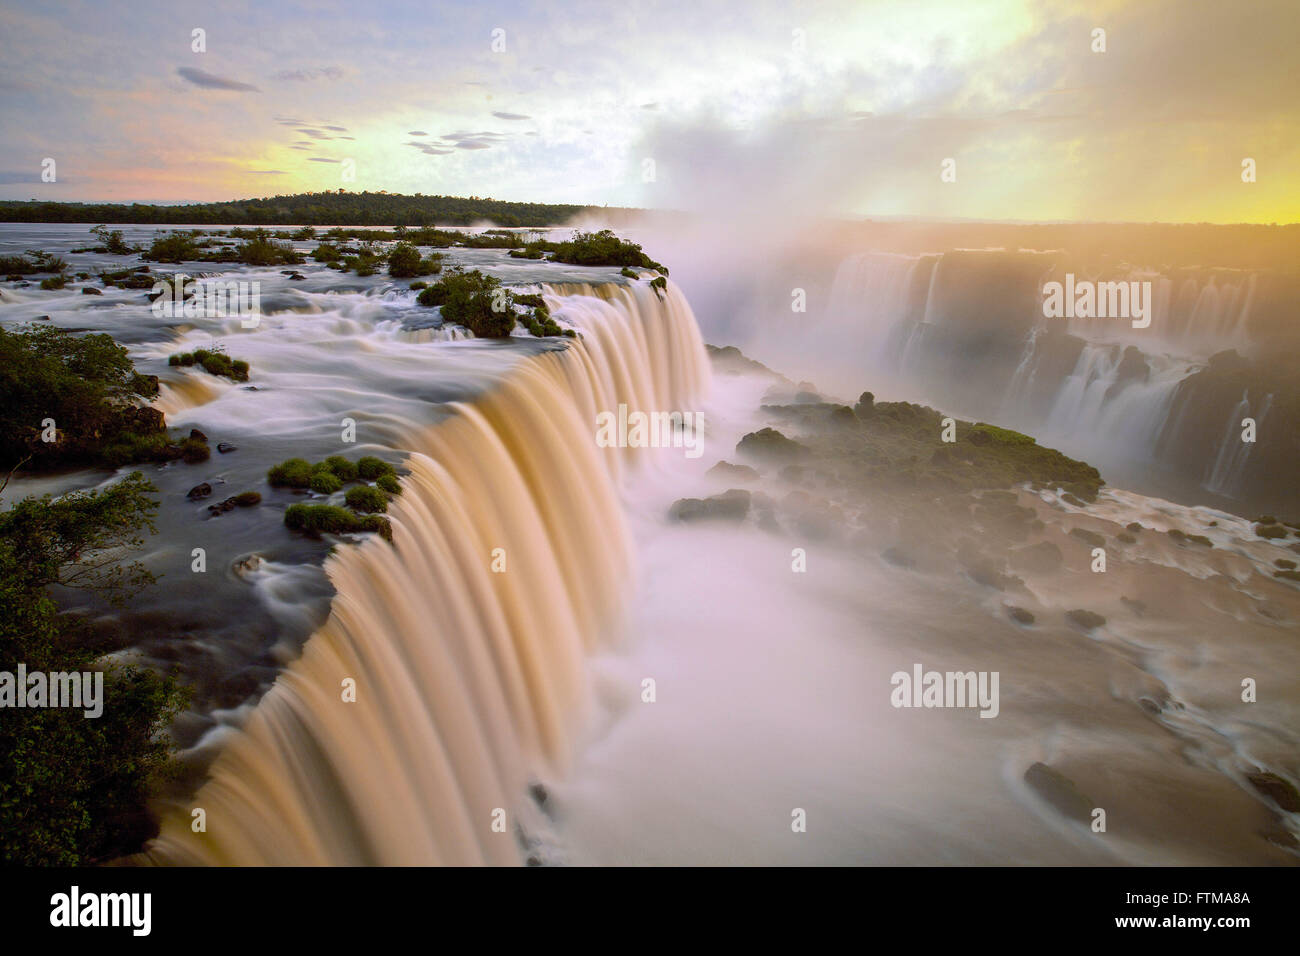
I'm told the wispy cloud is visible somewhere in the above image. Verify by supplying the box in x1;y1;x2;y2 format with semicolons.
176;67;260;92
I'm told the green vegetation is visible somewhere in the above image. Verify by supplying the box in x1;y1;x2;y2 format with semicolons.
267;457;313;488
415;268;516;338
0;325;187;471
86;225;136;255
284;504;392;542
386;242;443;278
750;395;1104;501
269;455;399;539
144;228;303;266
309;471;343;495
0;250;67;276
356;456;395;480
548;230;668;274
0;472;188;864
167;348;250;383
39;275;68;291
0;192;596;227
344;485;387;513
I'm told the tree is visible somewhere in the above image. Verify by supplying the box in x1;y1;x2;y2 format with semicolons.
0;471;188;865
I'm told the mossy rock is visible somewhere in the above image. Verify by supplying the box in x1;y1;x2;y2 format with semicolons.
1256;523;1288;540
345;485;388;513
268;457;313;488
356;456;395;480
310;471;343;495
375;473;401;495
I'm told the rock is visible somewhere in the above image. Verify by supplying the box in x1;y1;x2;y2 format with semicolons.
707;460;758;482
737;427;808;464
1069;527;1106;548
233;554;263;577
188;428;208;443
207;497;238;515
1126;522;1143;532
186;482;212;501
1009;540;1063;572
1006;605;1035;625
669;489;751;523
81;286;103;295
1024;762;1094;824
217;442;237;454
1065;608;1106;630
529;782;548;808
855;391;874;416
1246;771;1300;812
1120;596;1147;616
122;405;166;434
881;546;915;569
36;314;50;321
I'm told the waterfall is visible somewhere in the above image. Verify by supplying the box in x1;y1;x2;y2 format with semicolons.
1205;391;1271;498
144;280;710;865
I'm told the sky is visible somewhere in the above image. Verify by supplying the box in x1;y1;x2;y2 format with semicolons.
0;0;1296;222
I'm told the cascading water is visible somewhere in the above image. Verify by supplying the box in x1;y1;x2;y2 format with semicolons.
144;280;710;865
819;249;1280;507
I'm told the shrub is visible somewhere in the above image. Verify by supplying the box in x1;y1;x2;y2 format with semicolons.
268;457;313;488
324;455;359;481
375;473;401;495
345;485;388;513
548;229;668;273
310;471;343;495
410;281;428;290
356;456;395;480
284;504;391;541
40;275;68;290
234;491;261;507
180;437;209;463
312;243;342;262
388;242;422;277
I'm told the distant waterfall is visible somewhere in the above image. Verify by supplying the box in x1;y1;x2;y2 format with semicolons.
1205;392;1271;498
145;281;710;865
823;249;1272;500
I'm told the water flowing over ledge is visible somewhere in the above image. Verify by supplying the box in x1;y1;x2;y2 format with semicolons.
144;280;710;865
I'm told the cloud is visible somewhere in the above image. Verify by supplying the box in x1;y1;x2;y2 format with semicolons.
491;111;531;121
252;170;287;175
454;141;493;150
296;128;332;139
640;102;660;111
273;67;344;82
308;157;340;163
321;125;348;132
176;67;260;92
405;141;453;156
408;131;427;136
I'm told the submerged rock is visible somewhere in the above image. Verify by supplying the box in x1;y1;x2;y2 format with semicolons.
186;482;212;501
1065;609;1106;630
1006;605;1036;625
217;442;237;454
1024;762;1094;824
1246;771;1300;812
